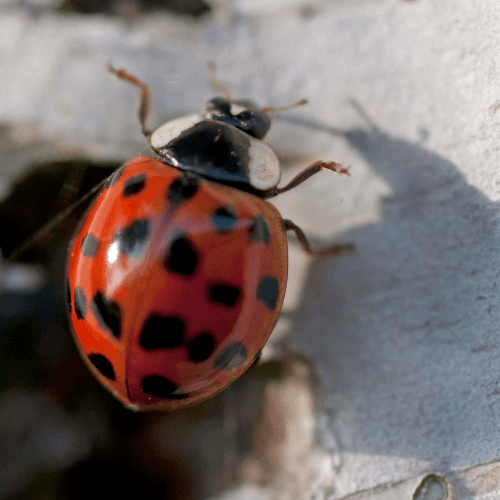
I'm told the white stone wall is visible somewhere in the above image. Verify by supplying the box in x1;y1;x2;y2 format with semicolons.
1;1;500;498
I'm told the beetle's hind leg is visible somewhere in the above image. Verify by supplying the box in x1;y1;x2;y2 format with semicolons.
108;63;151;137
283;219;354;257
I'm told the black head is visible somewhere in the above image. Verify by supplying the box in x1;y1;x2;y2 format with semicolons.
202;97;272;140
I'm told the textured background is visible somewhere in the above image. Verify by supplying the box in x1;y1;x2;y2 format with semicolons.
0;0;500;499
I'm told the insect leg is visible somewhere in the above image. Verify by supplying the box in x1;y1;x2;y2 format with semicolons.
283;219;354;257
264;161;350;198
108;63;151;137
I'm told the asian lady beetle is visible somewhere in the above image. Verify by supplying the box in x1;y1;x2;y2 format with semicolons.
66;64;352;411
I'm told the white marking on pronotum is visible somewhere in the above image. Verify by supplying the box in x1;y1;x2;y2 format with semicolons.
248;139;281;191
149;114;202;149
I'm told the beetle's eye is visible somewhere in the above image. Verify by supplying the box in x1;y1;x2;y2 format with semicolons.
202;97;271;139
236;110;271;140
236;110;254;120
204;97;231;114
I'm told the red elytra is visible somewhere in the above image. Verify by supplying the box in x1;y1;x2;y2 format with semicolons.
67;156;287;410
66;65;352;411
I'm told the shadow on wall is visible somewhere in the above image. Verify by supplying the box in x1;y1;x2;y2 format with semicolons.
285;104;500;485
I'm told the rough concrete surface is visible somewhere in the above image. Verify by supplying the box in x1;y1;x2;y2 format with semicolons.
1;0;500;499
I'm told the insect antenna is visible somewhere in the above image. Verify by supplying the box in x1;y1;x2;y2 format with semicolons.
207;61;307;115
207;61;232;100
261;99;308;114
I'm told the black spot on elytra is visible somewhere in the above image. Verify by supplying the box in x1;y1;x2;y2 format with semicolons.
106;164;126;188
123;174;146;197
66;279;72;314
140;316;185;350
209;284;241;307
256;276;279;311
74;286;86;319
81;233;99;257
250;215;271;244
186;333;215;362
167;174;199;202
212;206;237;233
214;342;247;370
88;353;115;381
142;375;187;399
113;219;150;257
91;291;121;339
164;233;198;276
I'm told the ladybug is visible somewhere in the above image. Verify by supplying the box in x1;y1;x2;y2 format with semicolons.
66;64;352;411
